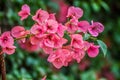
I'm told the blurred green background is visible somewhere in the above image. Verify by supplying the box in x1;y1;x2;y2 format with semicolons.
0;0;120;80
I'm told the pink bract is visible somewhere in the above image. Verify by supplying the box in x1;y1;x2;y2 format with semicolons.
0;31;14;48
57;23;67;37
18;4;30;20
2;45;16;55
30;36;41;45
46;19;58;33
48;49;72;69
11;26;26;38
83;41;91;51
42;46;53;54
87;43;100;58
43;34;67;48
67;6;83;19
48;13;56;20
39;37;53;54
71;34;84;49
30;24;46;38
43;34;54;48
71;48;85;63
78;20;90;33
65;18;78;33
32;9;49;24
11;26;29;43
18;40;39;52
88;21;104;37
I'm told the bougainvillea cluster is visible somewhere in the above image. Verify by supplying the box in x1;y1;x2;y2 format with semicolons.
0;4;104;69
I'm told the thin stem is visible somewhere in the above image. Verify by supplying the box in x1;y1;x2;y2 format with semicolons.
0;53;6;80
89;36;97;41
14;34;34;41
14;35;27;41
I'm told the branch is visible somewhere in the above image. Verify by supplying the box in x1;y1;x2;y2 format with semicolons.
0;53;6;80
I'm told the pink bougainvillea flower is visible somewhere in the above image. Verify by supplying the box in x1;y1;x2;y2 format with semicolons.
0;31;14;48
11;26;27;38
25;40;39;52
83;41;91;51
39;33;67;54
46;19;58;33
11;26;29;43
2;45;16;55
32;9;49;24
42;34;54;48
78;20;90;33
71;34;84;49
87;43;100;58
57;23;67;37
30;24;46;38
48;13;56;20
67;6;83;19
54;37;67;48
41;76;46;80
88;21;104;37
43;34;67;48
48;49;72;69
30;36;41;45
41;45;53;54
18;4;30;20
65;18;78;33
71;48;85;63
18;40;39;52
39;37;53;54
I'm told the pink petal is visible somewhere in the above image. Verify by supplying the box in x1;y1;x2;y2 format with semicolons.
42;46;53;54
0;31;14;48
46;19;58;33
53;58;63;69
30;36;40;45
66;18;78;33
44;39;54;48
87;44;100;57
57;24;67;37
83;41;91;51
48;49;72;69
32;9;49;23
67;6;83;19
78;20;90;33
71;34;84;49
49;13;56;20
88;21;104;37
18;4;30;20
22;4;30;12
30;24;46;38
11;26;26;38
71;48;85;63
2;45;16;55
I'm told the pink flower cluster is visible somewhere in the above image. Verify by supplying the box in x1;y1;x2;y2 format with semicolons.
0;31;16;55
0;4;104;69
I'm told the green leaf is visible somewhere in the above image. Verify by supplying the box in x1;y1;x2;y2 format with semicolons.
100;1;110;12
97;40;107;57
81;70;96;80
83;33;90;40
91;2;100;12
63;33;71;45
